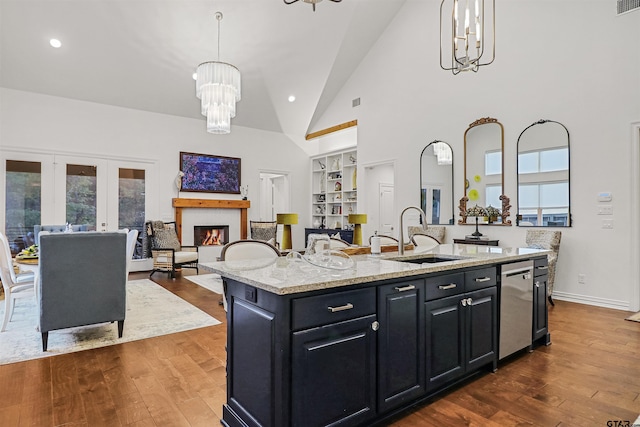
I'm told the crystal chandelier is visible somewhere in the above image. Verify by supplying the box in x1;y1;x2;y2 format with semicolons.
283;0;342;12
195;12;241;134
440;0;495;74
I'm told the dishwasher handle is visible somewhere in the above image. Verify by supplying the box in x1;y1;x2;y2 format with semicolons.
504;268;533;279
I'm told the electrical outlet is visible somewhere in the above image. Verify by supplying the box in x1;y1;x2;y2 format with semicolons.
245;286;257;303
578;274;586;284
602;219;614;229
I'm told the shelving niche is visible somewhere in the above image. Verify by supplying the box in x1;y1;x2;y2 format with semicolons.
311;148;357;230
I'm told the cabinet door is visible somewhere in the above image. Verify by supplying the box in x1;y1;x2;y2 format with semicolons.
377;281;425;412
465;287;498;373
533;274;549;341
292;315;377;427
425;294;464;391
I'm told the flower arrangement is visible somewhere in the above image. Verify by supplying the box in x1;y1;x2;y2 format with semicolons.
485;205;500;220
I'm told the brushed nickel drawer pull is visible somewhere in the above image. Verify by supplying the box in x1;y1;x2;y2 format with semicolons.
475;277;491;282
327;303;354;313
537;266;549;270
395;285;416;292
438;284;457;290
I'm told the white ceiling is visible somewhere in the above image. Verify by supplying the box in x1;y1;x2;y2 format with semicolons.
0;0;406;139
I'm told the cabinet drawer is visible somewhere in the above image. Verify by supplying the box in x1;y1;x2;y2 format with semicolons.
425;272;465;301
292;288;376;330
465;267;497;292
534;257;549;277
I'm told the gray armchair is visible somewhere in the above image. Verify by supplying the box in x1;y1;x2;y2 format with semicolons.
38;232;127;351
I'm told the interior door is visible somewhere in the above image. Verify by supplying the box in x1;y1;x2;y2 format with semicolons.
379;183;395;236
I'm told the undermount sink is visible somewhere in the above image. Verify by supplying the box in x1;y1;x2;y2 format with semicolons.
396;255;469;264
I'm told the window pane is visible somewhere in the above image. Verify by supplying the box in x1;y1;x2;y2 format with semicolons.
518;152;539;174
66;164;96;227
540;182;569;207
518;184;540;209
485;185;502;209
540;148;569;172
119;168;145;232
5;160;41;254
485;151;502;175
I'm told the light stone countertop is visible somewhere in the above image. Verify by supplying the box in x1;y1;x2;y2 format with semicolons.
198;243;550;296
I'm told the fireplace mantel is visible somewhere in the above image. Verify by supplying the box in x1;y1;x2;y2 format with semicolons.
172;198;251;243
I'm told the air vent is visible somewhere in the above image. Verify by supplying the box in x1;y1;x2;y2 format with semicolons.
352;97;361;107
617;0;640;14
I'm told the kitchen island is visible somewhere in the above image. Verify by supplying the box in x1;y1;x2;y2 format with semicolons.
200;244;551;427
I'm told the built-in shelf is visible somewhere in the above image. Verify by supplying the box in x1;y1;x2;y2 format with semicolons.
311;149;357;230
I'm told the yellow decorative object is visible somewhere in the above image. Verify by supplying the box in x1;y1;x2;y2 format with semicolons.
277;213;299;250
468;189;479;201
474;174;482;183
348;214;367;246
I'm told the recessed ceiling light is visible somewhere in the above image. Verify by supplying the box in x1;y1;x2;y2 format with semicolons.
288;95;296;103
49;39;62;48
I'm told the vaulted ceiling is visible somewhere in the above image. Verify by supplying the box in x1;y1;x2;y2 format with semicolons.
0;0;406;139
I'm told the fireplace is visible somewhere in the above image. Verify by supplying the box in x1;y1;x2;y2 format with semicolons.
194;225;229;246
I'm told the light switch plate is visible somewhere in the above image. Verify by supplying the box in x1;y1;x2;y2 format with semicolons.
597;205;613;215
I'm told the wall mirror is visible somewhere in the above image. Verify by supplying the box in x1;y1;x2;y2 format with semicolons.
516;119;571;227
420;141;454;225
459;117;511;225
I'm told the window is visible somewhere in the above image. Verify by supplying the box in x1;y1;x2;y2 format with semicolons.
119;168;145;232
66;164;97;228
485;151;502;176
5;160;41;254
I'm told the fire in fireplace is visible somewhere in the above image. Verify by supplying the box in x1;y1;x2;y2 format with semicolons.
194;225;229;246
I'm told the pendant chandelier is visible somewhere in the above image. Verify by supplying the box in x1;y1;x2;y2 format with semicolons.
195;12;241;134
440;0;495;74
283;0;342;12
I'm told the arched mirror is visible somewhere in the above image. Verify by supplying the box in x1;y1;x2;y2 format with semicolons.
420;141;454;225
517;119;571;227
459;117;511;225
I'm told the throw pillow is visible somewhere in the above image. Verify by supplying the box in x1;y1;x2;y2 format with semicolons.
153;228;181;251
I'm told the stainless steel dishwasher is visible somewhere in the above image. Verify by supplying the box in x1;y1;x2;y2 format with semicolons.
499;260;534;360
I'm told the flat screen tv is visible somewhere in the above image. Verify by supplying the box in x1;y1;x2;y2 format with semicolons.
179;152;241;194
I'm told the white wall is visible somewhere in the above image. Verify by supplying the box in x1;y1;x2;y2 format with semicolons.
311;1;640;310
0;88;311;248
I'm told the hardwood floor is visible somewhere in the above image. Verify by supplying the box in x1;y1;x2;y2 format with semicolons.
1;272;638;426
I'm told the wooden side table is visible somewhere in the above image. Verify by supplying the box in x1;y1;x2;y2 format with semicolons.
453;238;499;246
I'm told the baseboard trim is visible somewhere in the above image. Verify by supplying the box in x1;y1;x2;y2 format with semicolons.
552;291;630;311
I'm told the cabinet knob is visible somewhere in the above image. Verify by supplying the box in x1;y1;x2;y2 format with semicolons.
461;299;467;307
371;321;379;331
535;282;540;288
467;298;472;305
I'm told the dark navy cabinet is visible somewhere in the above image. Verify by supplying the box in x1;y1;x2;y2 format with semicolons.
220;262;523;427
425;268;498;392
377;280;426;413
533;257;551;344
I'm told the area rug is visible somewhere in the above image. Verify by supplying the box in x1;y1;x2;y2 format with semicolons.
184;273;224;294
625;311;640;322
0;279;221;365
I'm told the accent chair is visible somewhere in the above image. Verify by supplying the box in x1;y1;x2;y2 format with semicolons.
145;221;199;278
38;232;127;351
525;229;562;305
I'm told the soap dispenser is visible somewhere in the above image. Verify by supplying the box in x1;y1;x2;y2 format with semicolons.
371;231;381;255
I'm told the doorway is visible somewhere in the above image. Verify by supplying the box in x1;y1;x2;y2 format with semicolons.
363;161;396;240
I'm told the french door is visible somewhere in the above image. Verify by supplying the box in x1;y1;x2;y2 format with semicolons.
3;150;155;252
